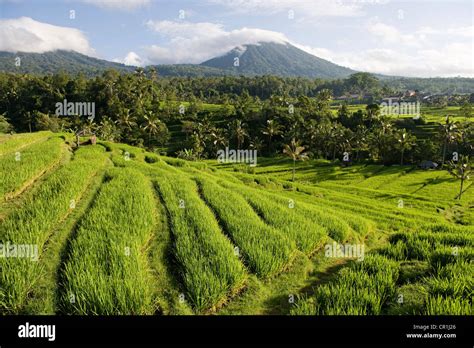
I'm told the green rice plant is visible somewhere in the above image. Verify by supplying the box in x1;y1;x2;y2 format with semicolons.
154;173;246;312
289;295;316;315
292;255;399;315
196;176;296;277
424;261;473;298
424;295;473;315
379;240;409;261
0;136;64;200
0;131;52;156
59;168;157;315
386;233;432;261
0;145;108;313
236;184;355;242
216;181;326;254
429;245;474;267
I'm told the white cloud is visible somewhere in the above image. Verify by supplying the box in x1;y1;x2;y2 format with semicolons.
143;18;473;77
113;51;144;66
144;20;288;64
0;17;95;55
297;43;474;78
207;0;363;18
366;20;420;46
416;25;474;38
82;0;150;10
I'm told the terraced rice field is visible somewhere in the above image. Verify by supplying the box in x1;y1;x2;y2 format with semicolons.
0;132;472;315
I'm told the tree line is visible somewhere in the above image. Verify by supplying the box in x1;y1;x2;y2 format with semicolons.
0;69;472;169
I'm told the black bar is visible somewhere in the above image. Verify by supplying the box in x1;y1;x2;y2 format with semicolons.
0;315;472;347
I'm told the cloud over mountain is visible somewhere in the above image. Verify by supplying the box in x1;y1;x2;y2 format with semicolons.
0;17;94;55
144;20;288;64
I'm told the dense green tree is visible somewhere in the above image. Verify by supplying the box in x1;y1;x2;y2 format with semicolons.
0;114;12;133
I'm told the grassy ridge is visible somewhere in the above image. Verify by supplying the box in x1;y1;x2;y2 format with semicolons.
1;132;471;315
216;176;370;241
197;176;296;277
0;136;64;200
0;146;107;313
59;168;157;315
0;131;52;156
154;173;246;312
216;180;327;253
291;255;400;315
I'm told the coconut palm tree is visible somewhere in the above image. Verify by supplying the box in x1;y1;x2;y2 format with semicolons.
395;129;416;165
115;109;137;141
441;116;458;165
230;119;248;150
211;128;228;155
448;155;471;200
283;138;308;182
329;123;345;161
142;112;163;144
352;125;369;161
249;137;264;152
261;119;282;152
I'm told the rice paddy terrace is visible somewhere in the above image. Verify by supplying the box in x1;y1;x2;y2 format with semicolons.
0;132;472;315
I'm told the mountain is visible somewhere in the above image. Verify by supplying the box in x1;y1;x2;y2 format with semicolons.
200;42;356;79
0;42;356;79
0;50;134;76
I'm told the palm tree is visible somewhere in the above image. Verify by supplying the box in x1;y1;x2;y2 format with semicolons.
329;123;345;161
283;138;308;182
142;112;163;143
448;155;471;200
211;128;228;154
441;116;458;165
249;137;264;152
115;109;137;139
261;119;282;152
395;129;416;165
352;125;369;161
230;119;248;150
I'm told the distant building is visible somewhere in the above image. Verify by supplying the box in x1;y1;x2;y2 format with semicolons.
404;90;417;98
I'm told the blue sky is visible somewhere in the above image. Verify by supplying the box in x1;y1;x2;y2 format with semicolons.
0;0;473;77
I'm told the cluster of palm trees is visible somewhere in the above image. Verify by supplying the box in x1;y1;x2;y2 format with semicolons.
179;109;420;167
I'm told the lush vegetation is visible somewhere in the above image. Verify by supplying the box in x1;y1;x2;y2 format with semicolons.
1;70;472;168
0;131;471;315
59;168;157;315
0;142;108;312
0;62;472;316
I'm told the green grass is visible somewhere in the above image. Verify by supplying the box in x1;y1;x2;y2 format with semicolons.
0;145;108;313
0;136;64;200
197;176;296;278
59;168;157;315
0;131;52;157
1;131;472;315
291;255;400;315
154;172;246;312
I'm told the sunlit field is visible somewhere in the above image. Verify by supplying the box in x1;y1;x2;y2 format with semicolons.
1;131;472;315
